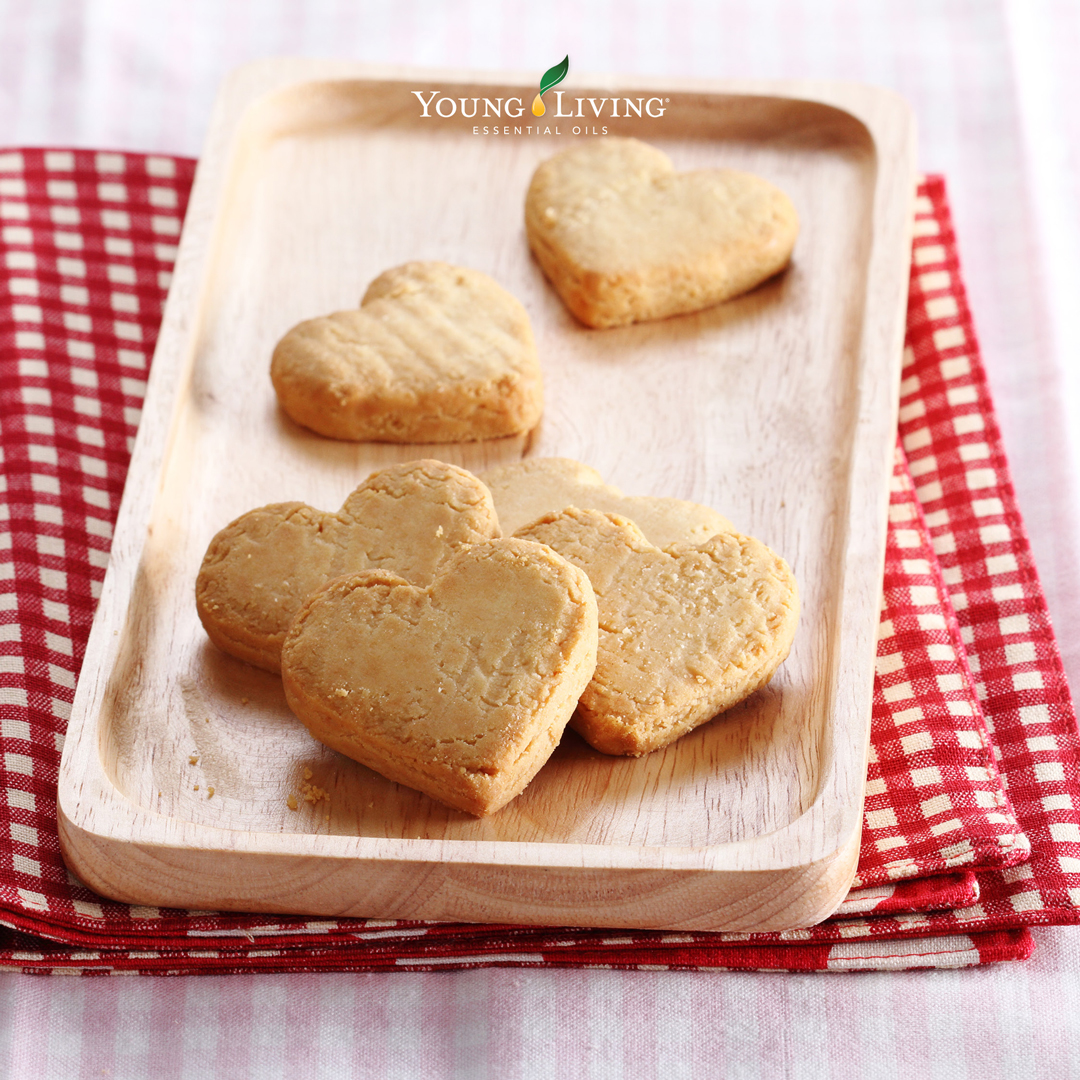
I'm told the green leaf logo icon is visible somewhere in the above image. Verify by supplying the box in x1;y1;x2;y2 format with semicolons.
540;56;570;97
532;55;569;117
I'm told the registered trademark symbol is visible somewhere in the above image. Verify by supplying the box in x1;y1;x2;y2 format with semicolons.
665;98;670;103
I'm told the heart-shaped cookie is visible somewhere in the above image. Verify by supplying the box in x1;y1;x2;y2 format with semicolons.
270;261;543;442
196;460;500;673
482;456;733;547
516;507;799;756
280;538;599;816
525;137;799;328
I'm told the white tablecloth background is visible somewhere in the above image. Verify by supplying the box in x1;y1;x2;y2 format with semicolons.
3;1;1080;1076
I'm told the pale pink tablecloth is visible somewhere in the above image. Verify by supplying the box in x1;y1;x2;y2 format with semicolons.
3;1;1080;1077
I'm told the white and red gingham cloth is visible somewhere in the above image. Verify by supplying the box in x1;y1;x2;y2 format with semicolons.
0;151;1078;973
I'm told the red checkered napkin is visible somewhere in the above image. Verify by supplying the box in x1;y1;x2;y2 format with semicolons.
0;153;1076;973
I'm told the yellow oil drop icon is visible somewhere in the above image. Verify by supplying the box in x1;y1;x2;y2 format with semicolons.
531;93;546;117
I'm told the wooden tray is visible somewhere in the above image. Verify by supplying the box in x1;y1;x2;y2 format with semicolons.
57;60;916;932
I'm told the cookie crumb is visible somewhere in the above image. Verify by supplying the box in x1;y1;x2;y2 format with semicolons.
241;697;249;705
436;525;444;537
333;687;349;698
193;784;199;791
287;794;298;811
189;755;199;765
296;769;331;808
207;787;215;798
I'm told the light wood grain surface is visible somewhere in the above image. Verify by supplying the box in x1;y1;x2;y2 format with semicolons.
57;60;915;931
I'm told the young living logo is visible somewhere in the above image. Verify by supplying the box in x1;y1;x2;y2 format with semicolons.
411;56;667;136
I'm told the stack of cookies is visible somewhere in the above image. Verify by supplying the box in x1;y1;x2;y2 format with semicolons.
196;458;798;816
